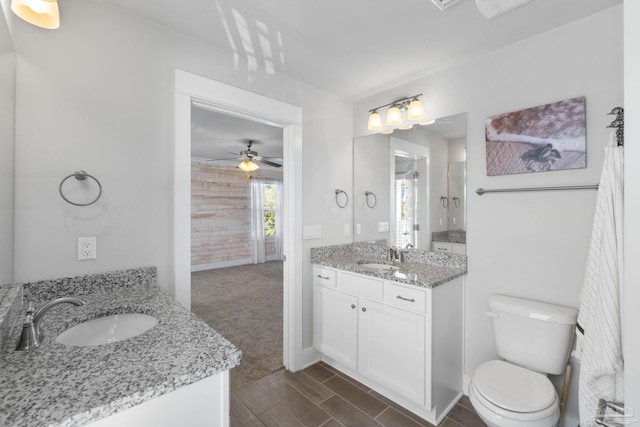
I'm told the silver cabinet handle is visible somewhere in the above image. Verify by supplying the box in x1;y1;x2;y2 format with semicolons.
396;295;416;303
351;304;356;309
362;307;367;312
316;275;330;280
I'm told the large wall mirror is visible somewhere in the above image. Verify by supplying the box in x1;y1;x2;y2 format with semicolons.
353;113;466;254
1;8;15;283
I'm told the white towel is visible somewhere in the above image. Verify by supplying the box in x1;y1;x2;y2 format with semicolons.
575;131;624;426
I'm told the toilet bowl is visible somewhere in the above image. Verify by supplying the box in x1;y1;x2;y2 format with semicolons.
469;360;559;427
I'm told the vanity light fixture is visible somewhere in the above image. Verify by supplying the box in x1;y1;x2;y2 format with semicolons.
238;159;259;172
367;94;425;133
11;0;60;29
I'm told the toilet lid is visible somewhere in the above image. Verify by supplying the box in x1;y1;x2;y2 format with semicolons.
474;360;557;413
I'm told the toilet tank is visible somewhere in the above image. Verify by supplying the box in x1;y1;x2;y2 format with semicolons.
488;295;578;375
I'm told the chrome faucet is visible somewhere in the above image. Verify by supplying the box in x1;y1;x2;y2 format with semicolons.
16;297;86;351
389;247;401;264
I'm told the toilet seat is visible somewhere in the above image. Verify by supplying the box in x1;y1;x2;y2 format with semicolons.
470;360;559;426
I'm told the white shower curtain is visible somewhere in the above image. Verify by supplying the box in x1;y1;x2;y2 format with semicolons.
575;131;624;426
250;178;266;264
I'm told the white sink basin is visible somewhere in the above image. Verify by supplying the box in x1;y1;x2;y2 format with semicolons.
358;263;399;272
56;313;158;346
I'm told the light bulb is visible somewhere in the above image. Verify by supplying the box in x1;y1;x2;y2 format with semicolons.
238;160;259;172
407;99;425;121
386;105;402;126
419;119;436;126
11;0;60;29
367;111;382;130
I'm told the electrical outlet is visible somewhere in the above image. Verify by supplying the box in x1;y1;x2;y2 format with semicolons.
78;237;96;260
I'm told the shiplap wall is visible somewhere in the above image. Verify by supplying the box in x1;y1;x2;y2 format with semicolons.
191;161;282;270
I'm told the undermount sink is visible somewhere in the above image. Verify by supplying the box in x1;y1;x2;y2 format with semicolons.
358;263;400;272
56;313;158;346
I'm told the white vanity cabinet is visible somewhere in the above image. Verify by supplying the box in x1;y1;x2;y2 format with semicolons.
358;298;426;406
313;286;358;369
432;241;466;255
312;265;463;424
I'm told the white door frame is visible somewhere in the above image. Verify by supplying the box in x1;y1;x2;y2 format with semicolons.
173;69;304;370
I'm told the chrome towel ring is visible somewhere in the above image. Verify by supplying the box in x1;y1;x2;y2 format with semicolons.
59;170;103;206
364;191;377;208
335;189;349;208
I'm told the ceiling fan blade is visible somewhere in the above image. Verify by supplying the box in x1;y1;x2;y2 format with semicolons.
256;158;282;168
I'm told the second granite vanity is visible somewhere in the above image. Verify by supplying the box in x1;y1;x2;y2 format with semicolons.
0;267;241;427
311;242;466;425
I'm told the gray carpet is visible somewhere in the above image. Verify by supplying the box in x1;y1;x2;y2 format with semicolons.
191;261;283;390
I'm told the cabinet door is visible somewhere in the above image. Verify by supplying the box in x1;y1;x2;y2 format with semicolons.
358;299;426;406
313;286;358;369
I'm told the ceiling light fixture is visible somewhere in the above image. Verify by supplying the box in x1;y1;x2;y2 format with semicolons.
11;0;60;29
238;159;259;172
367;94;425;133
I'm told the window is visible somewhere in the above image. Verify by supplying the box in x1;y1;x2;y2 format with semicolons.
263;183;276;237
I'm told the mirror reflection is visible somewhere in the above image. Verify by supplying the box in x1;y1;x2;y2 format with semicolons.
353;113;466;254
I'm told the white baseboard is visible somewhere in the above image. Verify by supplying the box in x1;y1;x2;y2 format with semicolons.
191;258;253;272
300;346;321;370
463;374;471;395
191;257;283;272
563;415;579;427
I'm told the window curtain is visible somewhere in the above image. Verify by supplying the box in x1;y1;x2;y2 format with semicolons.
250;178;266;264
273;181;284;260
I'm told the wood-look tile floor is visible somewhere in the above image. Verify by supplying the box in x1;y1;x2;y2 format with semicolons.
231;362;486;427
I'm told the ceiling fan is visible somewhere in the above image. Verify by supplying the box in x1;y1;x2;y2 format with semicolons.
208;139;283;170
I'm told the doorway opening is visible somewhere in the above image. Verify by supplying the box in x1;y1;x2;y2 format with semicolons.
190;107;286;389
173;69;304;371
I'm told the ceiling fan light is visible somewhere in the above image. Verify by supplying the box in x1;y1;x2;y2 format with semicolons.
367;111;382;131
386;105;403;126
407;99;425;121
399;124;414;130
11;0;60;29
380;129;394;135
238;160;259;172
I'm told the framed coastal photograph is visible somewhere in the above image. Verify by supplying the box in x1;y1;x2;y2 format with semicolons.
485;97;586;176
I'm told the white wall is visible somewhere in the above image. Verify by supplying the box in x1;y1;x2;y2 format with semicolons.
354;6;622;421
623;0;640;421
301;84;353;350
6;0;352;317
353;133;390;242
0;3;14;284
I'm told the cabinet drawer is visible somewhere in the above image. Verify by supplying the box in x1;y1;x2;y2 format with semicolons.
432;242;452;253
313;266;337;288
338;272;384;301
384;283;427;313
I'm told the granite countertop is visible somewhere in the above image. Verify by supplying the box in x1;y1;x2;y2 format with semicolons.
0;269;242;427
311;245;467;289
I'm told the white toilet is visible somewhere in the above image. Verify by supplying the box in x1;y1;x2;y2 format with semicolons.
469;295;578;427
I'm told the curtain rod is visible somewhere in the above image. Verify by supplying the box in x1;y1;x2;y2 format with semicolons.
476;184;599;196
